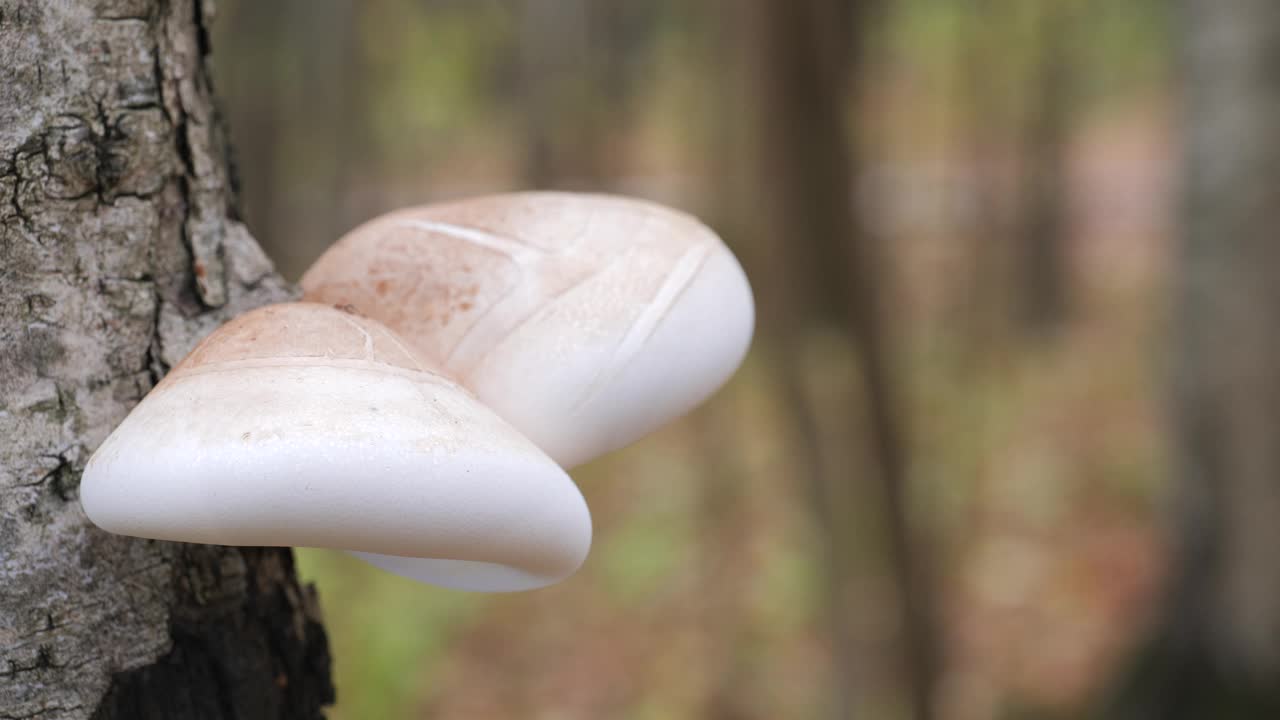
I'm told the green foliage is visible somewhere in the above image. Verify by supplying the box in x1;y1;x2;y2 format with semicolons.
883;0;1172;133
360;0;515;170
296;549;484;719
598;510;689;606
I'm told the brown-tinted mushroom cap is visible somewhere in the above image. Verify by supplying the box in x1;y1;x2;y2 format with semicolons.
302;192;755;467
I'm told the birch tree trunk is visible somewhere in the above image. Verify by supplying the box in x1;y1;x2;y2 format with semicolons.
1;1;334;718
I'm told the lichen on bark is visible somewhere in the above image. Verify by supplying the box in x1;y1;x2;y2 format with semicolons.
0;1;333;717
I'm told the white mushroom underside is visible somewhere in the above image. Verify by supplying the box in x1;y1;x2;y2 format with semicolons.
80;362;591;592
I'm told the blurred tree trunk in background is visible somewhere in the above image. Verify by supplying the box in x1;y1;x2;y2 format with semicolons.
216;0;286;268
954;0;1014;369
517;0;658;191
280;0;360;275
954;0;1075;353
704;0;860;714
217;0;361;279
0;1;333;718
1106;1;1280;717
518;0;601;187
1013;0;1074;339
719;0;941;718
693;4;789;717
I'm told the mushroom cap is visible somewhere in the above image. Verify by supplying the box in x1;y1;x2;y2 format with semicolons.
300;192;755;467
80;302;592;592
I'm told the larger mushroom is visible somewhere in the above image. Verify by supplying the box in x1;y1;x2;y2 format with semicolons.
80;302;591;592
301;192;755;468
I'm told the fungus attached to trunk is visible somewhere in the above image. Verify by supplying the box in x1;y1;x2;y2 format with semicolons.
301;192;755;468
80;302;591;592
82;193;755;592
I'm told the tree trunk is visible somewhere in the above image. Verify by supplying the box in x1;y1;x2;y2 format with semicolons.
518;0;600;188
952;0;1013;372
1013;0;1073;338
1105;1;1280;717
0;1;334;718
743;1;940;718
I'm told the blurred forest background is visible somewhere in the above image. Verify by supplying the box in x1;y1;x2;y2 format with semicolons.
206;1;1274;718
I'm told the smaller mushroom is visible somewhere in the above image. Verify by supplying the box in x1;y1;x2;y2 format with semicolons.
80;302;591;592
302;192;755;468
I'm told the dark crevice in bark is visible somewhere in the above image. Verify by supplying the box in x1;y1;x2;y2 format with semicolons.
91;548;334;720
192;0;213;59
90;99;115;205
143;284;168;385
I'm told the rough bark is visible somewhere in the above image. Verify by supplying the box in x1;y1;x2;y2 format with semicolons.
0;1;334;718
1105;1;1280;717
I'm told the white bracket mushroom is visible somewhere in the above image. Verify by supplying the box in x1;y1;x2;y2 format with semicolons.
81;303;591;592
80;192;755;593
301;192;755;468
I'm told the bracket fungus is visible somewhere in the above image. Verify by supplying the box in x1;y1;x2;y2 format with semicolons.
301;192;755;468
81;192;754;593
80;302;591;592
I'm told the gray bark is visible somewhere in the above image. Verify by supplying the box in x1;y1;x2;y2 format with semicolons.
1;1;333;718
1105;1;1280;716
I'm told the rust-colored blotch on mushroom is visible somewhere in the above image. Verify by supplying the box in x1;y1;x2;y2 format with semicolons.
301;192;756;468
